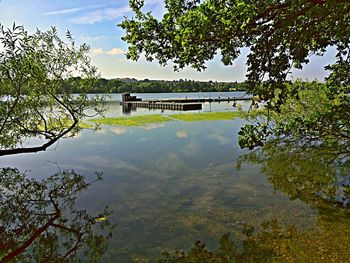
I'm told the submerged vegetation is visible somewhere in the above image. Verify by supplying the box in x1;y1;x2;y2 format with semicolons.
160;216;350;263
90;114;172;126
37;120;93;131
90;111;243;127
159;137;350;262
171;111;242;122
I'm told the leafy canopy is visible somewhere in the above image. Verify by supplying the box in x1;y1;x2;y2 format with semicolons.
121;0;349;88
120;0;350;147
238;80;350;149
0;24;104;156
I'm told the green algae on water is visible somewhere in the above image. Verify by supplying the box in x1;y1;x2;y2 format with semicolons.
90;115;171;126
89;111;242;127
38;120;93;130
171;111;242;122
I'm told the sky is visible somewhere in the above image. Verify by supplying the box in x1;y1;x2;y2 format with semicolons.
0;0;336;81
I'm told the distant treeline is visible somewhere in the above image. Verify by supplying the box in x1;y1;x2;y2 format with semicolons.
0;77;249;94
74;78;249;93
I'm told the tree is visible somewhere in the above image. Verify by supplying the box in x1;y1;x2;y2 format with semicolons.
0;24;113;262
237;80;350;148
120;0;350;147
0;24;104;156
121;0;349;90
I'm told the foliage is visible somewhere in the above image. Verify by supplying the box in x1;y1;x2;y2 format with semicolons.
0;23;113;261
238;124;267;150
0;168;114;262
121;0;349;86
120;0;350;147
273;81;350;141
0;24;105;156
239;81;350;148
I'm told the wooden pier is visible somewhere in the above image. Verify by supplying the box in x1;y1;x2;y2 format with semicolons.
122;101;202;111
144;97;251;103
120;93;251;113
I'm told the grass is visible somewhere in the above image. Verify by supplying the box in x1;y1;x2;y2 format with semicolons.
89;111;243;127
170;111;242;121
77;122;94;129
38;120;93;130
89;114;171;126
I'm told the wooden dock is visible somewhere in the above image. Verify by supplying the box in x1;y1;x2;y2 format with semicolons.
121;101;202;111
120;93;251;113
143;97;251;103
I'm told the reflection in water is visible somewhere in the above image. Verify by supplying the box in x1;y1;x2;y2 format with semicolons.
237;139;350;210
0;168;113;262
1;120;315;261
122;103;137;115
162;139;350;262
176;131;189;139
160;216;350;262
4;116;350;261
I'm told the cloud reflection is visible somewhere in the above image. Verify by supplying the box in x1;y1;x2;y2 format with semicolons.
111;127;127;135
176;130;189;138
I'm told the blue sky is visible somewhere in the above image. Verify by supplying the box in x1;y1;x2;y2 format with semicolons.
0;0;335;81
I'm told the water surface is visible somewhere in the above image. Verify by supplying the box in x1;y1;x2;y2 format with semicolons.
2;93;348;262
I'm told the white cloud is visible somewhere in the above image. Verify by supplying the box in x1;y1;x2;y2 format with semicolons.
91;48;125;56
91;48;104;56
71;0;164;24
43;4;104;16
71;6;130;24
80;35;118;42
81;35;105;41
145;0;164;4
106;48;124;55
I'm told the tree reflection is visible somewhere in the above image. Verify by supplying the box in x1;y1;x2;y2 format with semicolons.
237;139;350;211
160;139;350;262
0;168;113;263
160;216;350;262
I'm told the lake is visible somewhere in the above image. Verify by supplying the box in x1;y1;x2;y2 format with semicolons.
2;92;350;262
